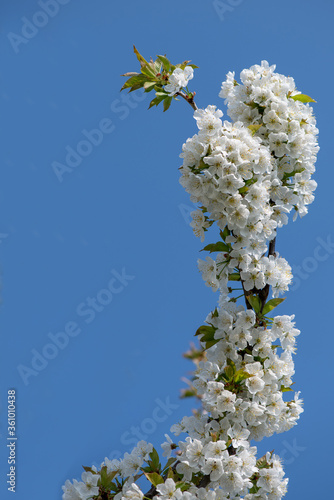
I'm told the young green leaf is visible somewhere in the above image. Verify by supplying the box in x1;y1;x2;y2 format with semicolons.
228;273;241;281
149;448;161;470
82;466;97;474
157;55;171;72
99;467;118;490
144;81;157;91
195;325;216;338
133;45;148;67
163;96;173;112
248;124;262;136
289;93;316;103
162;457;177;473
121;74;147;91
167;467;175;479
205;339;220;349
144;472;164;487
234;369;251;383
148;95;167;109
246;294;262;314
262;298;285;315
220;226;230;241
141;64;157;78
201;242;229;253
280;385;293;392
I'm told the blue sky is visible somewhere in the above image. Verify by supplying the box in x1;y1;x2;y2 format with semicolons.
0;0;333;498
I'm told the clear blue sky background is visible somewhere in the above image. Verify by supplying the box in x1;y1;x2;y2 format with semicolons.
0;1;333;498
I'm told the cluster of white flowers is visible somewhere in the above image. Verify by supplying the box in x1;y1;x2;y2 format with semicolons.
158;305;302;498
62;470;100;500
62;61;318;500
62;441;153;500
219;61;319;220
180;63;318;299
198;252;292;298
165;66;194;96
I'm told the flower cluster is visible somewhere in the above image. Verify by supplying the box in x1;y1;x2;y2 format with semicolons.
219;61;319;220
165;66;194;96
198;252;292;298
62;60;318;500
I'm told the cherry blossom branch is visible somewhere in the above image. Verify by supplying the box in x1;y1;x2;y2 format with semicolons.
175;91;198;111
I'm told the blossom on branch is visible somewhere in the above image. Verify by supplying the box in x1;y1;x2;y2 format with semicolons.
62;53;318;500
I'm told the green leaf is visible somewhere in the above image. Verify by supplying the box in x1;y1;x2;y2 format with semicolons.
228;273;240;281
290;93;316;103
248;124;262;136
141;64;157;78
282;168;305;182
201;242;229;253
99;467;118;490
196;157;210;172
144;81;157;91
157;55;171;72
280;385;293;393
133;45;148;67
212;308;219;318
220;227;230;242
154;60;162;73
205;339;220;349
162;457;177;473
149;448;161;470
163;96;173;112
195;325;220;349
167;468;175;479
256;453;270;469
249;485;260;494
178;60;191;69
82;466;97;474
144;472;164;487
226;358;236;370
234;369;251;383
121;74;147;91
246;294;262;314
262;298;285;315
176;482;191;492
195;325;216;339
110;483;119;493
224;365;234;380
148;95;166;109
180;389;197;398
224;359;236;381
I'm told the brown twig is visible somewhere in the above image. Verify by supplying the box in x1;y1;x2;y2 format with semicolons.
175;91;198;111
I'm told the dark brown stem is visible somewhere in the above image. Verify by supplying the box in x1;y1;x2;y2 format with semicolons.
258;236;277;313
175;91;198;111
268;237;276;258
